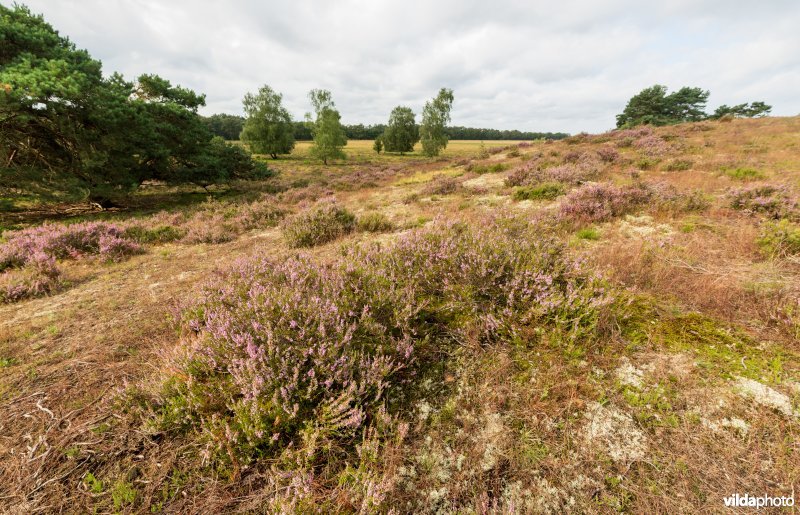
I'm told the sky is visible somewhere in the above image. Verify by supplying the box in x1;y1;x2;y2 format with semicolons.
15;0;800;133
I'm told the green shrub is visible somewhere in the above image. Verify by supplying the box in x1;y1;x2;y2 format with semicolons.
576;227;600;240
724;167;764;181
469;163;508;174
281;202;356;247
664;159;693;171
357;212;394;233
758;219;800;257
636;157;660;170
512;182;566;201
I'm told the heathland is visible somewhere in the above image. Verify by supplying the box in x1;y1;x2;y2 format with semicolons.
2;116;799;512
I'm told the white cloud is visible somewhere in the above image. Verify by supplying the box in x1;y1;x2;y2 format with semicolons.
14;0;800;133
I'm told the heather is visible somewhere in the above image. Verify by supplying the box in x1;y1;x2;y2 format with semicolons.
421;174;461;195
505;159;600;187
154;219;612;468
0;221;143;272
281;202;356;247
557;183;650;224
0;254;62;303
728;185;799;220
633;135;672;156
357;212;394;232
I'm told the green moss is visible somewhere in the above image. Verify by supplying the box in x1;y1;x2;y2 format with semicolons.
650;313;791;383
111;479;137;510
83;472;103;494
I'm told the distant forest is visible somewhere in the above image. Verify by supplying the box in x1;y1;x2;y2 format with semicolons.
202;114;569;141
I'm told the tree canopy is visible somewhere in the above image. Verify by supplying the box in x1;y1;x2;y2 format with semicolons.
240;84;295;159
202;113;244;140
382;106;418;154
711;101;772;119
615;85;709;128
420;88;454;157
616;84;772;128
306;89;347;164
0;4;268;202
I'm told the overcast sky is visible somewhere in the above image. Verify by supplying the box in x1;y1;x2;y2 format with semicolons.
15;0;800;133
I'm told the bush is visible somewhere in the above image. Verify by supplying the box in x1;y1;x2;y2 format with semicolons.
758;219;800;257
281;202;356;247
724;167;764;181
154;219;613;465
664;159;693;171
576;227;600;240
596;147;620;163
506;159;599;187
468;163;507;174
633;135;671;157
124;225;185;244
181;214;237;244
636;157;660;170
422;175;461;195
728;186;798;220
0;254;62;303
231;198;286;230
512;182;565;201
357;212;394;233
0;221;142;271
558;183;652;224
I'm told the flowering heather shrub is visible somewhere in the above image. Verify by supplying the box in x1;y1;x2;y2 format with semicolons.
181;213;237;244
643;181;709;213
0;221;142;271
558;183;652;224
486;146;505;155
281;202;356;248
506;159;599;188
596;146;620;163
613;126;654;140
728;186;799;220
0;254;62;303
155;219;612;464
633;135;671;157
232;198;286;230
422;175;461;195
517;141;533;148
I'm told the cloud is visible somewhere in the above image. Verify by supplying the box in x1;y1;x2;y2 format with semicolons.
15;0;800;133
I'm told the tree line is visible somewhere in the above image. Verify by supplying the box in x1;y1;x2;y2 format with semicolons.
616;85;772;128
203;114;568;142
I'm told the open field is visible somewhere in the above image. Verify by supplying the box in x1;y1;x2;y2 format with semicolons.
2;117;800;513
